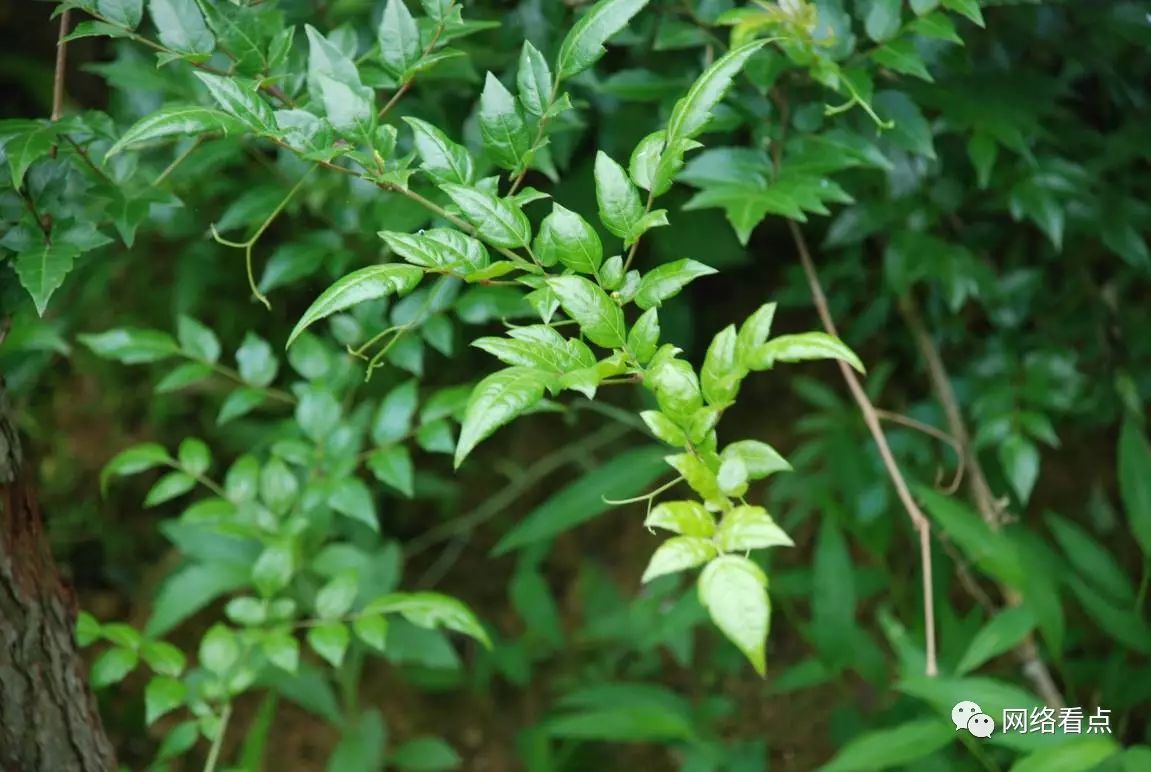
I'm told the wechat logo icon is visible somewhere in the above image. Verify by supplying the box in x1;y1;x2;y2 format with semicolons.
952;701;996;738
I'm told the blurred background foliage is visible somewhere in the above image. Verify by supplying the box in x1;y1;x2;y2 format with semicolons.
1;0;1150;770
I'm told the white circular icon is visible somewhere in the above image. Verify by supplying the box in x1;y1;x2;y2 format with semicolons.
951;700;982;731
967;712;995;738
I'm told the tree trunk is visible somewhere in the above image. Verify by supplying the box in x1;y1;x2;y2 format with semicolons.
0;380;115;772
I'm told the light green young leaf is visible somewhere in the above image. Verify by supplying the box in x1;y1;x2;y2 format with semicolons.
647;357;702;420
644;500;716;538
665;41;764;142
735;302;776;367
639;410;686;446
629;130;699;197
80;328;180;364
1119;418;1151;558
140;640;185;676
721;440;790;480
199;624;239;674
252;545;295;596
700;325;739;406
192;72;274;131
533;204;604;274
634;258;717;311
262;631;300;673
454;367;553;467
698;555;770;675
714;505;794;552
378;0;422;79
440;184;532;248
307;622;350;667
517;41;553;116
547;276;627;348
556;0;650;79
751;332;865;374
366;591;491;648
479;73;532;170
382;228;488;272
641;536;719;583
177;437;210;476
403;117;475;184
148;0;215;55
76;612;102;646
288;264;423;346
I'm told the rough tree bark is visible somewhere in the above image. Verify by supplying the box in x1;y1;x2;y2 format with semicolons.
0;378;115;772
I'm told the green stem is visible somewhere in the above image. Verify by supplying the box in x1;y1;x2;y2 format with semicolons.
203;702;233;772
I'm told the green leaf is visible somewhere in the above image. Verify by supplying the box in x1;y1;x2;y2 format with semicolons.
495;446;668;554
382;228;488;272
193;72;274;131
872;38;934;82
735;302;776;366
714;505;794;552
328;478;379;532
367;445;415;498
199;624;239;674
176;315;220;363
316;75;374;134
547;276;626;348
1046;512;1136;605
80;328;179;364
721;440;790;480
91;647;139;688
1009;736;1120;772
517;42;553;117
454;367;552;467
5;123;59;189
307;621;350;667
15;242;82;316
96;0;144;29
259;458;298;514
157;720;199;761
594;151;650;245
403;117;475;184
533;204;603;274
751;332;865;374
315;572;359;619
440;184;532;249
140;640;186;676
148;0;215;55
641;536;718;583
354;613;389;652
252;545;295;597
378;0;421;79
665;41;764;142
235;332;278;387
144;471;196;507
328;709;387;772
627;308;660;364
145;676;187;725
698;555;770;675
865;0;902;43
296;387;341;441
823;720;955;771
956;607;1036;675
699;325;738;405
479;72;532;170
629;129;698;197
1119;418;1151;558
634;258;716;311
177;437;210;476
1066;575;1151;654
372;379;419;444
644;500;716;538
942;0;984;27
304;25;363;108
288;264;423;347
262;631;300;673
107;106;245;156
917;488;1026;588
390;736;462;771
101;442;173;493
999;434;1040;504
546;704;693;742
556;0;650;79
76;612;102;646
365;591;490;648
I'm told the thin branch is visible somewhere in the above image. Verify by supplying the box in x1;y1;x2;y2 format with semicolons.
898;294;1066;708
52;10;71;122
875;408;965;494
786;220;938;677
